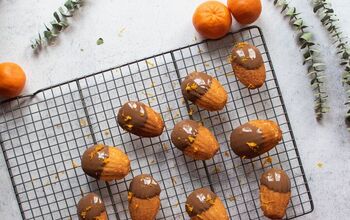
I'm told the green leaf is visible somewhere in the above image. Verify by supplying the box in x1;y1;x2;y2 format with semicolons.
321;15;330;23
51;22;63;32
300;32;313;42
303;51;312;59
59;7;72;17
293;19;303;27
53;12;60;22
281;4;288;13
96;38;104;45
65;0;74;10
59;21;69;28
326;8;334;13
286;7;296;16
44;24;51;31
313;4;324;13
44;30;53;40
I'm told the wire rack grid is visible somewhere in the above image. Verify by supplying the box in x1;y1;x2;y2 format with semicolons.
0;26;313;220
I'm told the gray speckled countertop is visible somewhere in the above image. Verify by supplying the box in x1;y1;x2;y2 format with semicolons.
1;0;350;219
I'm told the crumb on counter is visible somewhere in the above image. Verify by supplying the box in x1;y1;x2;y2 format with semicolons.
262;156;273;167
79;119;88;127
316;162;324;168
224;151;230;157
228;195;236;202
146;59;155;68
103;129;110;136
212;165;221;174
72;160;80;168
171;176;177;186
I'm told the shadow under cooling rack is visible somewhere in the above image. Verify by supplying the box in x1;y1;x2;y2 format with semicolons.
0;26;313;220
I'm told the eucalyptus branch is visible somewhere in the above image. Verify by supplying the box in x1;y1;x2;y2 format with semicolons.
30;0;84;51
312;0;350;127
272;0;328;121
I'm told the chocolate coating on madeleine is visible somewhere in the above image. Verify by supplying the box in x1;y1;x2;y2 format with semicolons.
171;119;200;150
77;193;106;220
117;101;148;133
181;72;212;102
186;188;217;217
82;144;110;179
230;123;265;159
231;42;263;70
261;168;291;193
129;174;161;199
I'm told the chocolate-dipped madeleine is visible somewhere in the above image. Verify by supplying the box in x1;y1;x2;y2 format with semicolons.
260;168;291;219
171;119;219;160
230;120;282;159
82;144;130;181
77;193;107;220
117;101;164;137
185;188;229;220
128;174;161;220
181;71;227;111
230;42;266;89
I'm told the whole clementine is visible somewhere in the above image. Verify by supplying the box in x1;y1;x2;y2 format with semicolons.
227;0;262;25
0;62;26;99
192;1;232;40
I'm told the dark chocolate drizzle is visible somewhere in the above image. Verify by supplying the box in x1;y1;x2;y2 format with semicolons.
129;174;161;199
117;101;148;134
261;168;291;193
181;72;212;102
82;144;109;179
230;123;264;159
77;193;106;220
171;119;200;151
185;188;217;217
231;42;263;70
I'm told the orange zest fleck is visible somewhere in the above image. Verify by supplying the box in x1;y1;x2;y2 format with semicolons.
126;124;133;130
124;115;132;122
188;136;195;143
235;42;248;48
89;145;104;159
128;192;133;201
246;142;259;151
185;204;193;212
262;156;273;167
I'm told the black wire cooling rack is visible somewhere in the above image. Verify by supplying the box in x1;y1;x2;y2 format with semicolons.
0;26;313;220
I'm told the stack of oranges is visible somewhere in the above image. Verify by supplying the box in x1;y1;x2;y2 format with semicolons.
192;0;262;39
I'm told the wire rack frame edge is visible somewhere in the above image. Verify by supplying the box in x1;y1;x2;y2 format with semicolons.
0;26;313;220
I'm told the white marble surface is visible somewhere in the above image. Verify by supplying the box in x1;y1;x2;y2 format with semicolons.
1;0;350;219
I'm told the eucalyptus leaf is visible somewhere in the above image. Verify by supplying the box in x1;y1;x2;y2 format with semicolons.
313;4;323;13
96;38;104;45
300;32;313;42
30;0;83;51
53;12;61;22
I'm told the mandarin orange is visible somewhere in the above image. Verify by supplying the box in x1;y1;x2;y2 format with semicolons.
192;1;232;39
227;0;262;25
0;62;26;98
